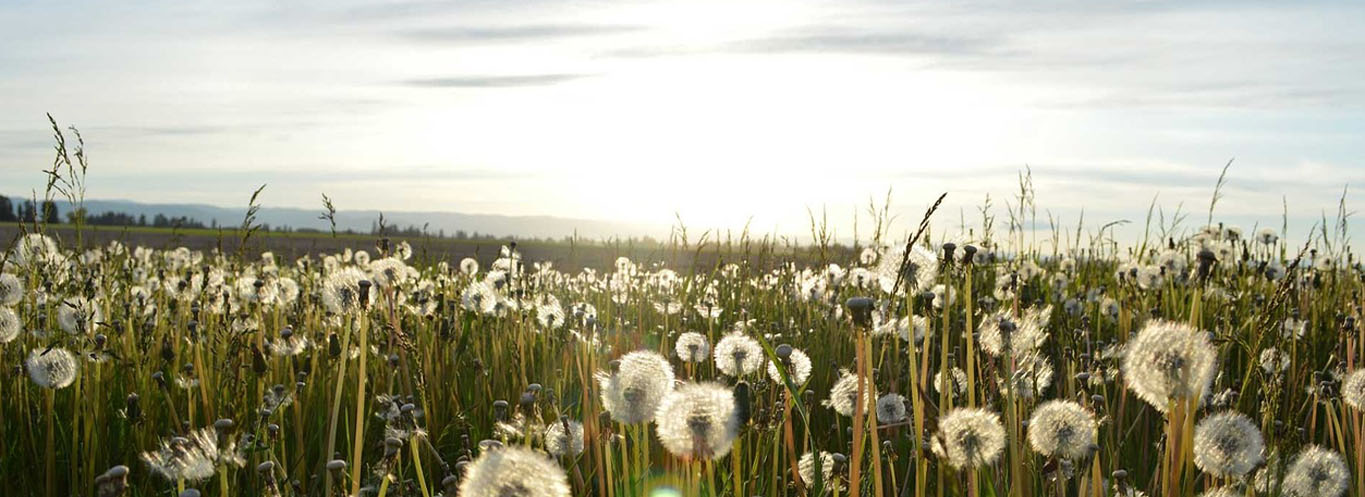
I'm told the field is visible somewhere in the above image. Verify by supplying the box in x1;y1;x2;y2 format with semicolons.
1;205;1363;497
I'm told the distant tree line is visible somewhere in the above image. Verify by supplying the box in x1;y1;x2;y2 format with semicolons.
0;195;60;224
0;193;661;246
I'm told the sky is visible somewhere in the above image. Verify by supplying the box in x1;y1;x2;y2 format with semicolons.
1;0;1363;245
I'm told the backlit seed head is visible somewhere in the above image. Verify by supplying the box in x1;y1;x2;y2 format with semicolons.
1027;400;1098;460
653;382;740;461
1282;445;1348;497
1193;411;1265;478
1122;320;1218;413
767;347;813;385
934;408;1006;469
26;347;79;389
713;333;763;377
596;350;675;424
458;446;570;497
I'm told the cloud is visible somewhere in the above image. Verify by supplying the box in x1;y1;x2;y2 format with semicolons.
400;74;595;88
606;26;1006;60
397;24;643;43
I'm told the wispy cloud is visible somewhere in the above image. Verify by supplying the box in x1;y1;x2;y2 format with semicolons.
400;74;595;88
397;24;643;43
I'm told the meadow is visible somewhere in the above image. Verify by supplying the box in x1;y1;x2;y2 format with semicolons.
2;183;1364;497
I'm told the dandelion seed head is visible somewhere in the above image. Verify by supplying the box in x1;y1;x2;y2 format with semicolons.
653;382;739;461
1341;369;1365;411
0;272;22;306
140;427;245;483
458;445;571;497
1027;400;1098;460
597;351;675;424
26;347;78;389
798;451;838;489
57;296;102;334
461;281;499;315
1282;445;1348;497
713;333;763;377
543;419;585;457
674;332;710;363
978;306;1051;357
1122;320;1218;412
0;306;20;343
322;267;372;315
1193;411;1265;478
824;369;874;417
767;347;812;385
876;393;907;424
875;244;938;295
935;408;1007;469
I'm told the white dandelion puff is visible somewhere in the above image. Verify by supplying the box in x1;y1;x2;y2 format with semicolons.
977;306;1051;358
1341;369;1365;411
458;446;571;497
767;347;813;385
596;351;676;424
140;427;245;483
713;333;763;377
57;296;102;335
543;419;585;457
823;369;874;417
1121;320;1218;413
653;382;739;460
674;332;711;363
26;347;79;389
798;451;838;489
876;393;907;424
875;244;939;295
0;272;23;306
1281;445;1348;497
1192;411;1265;478
0;306;20;343
459;257;479;276
934;408;1007;469
1027;400;1098;460
321;267;372;315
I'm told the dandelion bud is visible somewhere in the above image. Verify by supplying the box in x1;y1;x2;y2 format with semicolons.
178;489;201;497
357;279;372;307
519;392;536;409
257;461;274;474
160;338;175;363
775;344;792;360
251;346;267;375
442;474;460;491
845;297;874;327
152;371;167;390
384;437;403;457
326;459;346;472
126;394;142;423
831;453;848;471
942;242;957;263
1112;469;1128;480
492;400;509;421
734;381;752;425
478;439;503;452
963;245;978;264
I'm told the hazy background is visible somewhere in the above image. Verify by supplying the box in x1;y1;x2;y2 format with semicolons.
2;1;1362;243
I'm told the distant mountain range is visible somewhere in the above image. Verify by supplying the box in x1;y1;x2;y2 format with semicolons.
25;197;668;240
